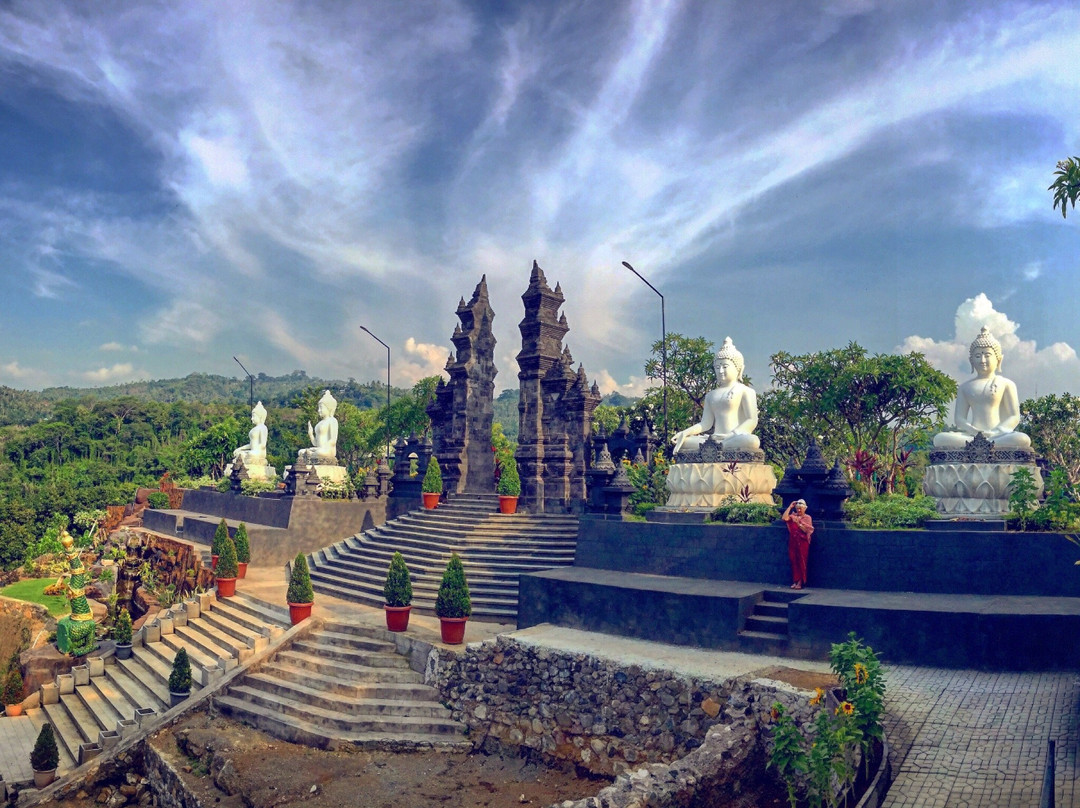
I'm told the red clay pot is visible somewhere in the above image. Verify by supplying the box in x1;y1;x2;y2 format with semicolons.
237;562;248;579
384;605;412;632
211;554;219;570
288;601;313;625
422;492;440;509
439;617;468;645
216;577;237;598
498;496;518;514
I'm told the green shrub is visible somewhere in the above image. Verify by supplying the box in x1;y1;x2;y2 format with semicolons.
319;479;354;500
633;501;659;517
168;648;192;694
146;492;170;509
435;553;471;618
709;500;779;524
843;493;937;529
384;552;413;607
113;608;133;645
240;479;277;496
1008;467;1039;530
2;667;23;706
215;534;238;579
287;553;314;604
497;458;521;497
422;457;443;495
233;523;250;564
211;520;229;557
215;477;232;493
829;632;886;763
30;723;59;772
627;456;670;512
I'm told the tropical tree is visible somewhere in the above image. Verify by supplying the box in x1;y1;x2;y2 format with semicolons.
1050;157;1080;219
1021;393;1080;488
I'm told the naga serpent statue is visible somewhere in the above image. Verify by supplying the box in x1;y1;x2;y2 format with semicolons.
55;528;97;657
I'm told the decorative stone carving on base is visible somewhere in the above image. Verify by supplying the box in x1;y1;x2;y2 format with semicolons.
923;433;1043;518
664;460;777;508
310;465;348;484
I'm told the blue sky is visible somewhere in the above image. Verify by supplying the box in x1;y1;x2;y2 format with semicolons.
0;0;1077;400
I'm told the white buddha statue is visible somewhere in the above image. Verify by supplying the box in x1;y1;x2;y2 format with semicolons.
232;401;269;467
933;327;1031;450
671;337;761;454
298;390;339;464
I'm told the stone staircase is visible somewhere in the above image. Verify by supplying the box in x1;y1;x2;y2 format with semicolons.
736;589;801;654
214;620;466;749
305;493;579;621
34;591;292;773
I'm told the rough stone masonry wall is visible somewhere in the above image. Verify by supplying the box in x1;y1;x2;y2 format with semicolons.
433;635;822;791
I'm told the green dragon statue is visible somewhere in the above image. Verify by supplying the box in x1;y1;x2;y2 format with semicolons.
55;529;97;656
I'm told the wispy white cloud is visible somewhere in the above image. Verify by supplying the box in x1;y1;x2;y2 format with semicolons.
78;362;142;383
139;300;222;348
396;338;450;387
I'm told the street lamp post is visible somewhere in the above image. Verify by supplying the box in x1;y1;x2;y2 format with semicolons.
360;326;392;461
621;261;667;450
233;356;255;408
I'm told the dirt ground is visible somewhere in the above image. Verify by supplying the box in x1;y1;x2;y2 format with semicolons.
754;665;839;692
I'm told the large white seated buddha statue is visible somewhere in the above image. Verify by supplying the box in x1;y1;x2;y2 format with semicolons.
292;389;347;484
224;401;277;481
932;327;1031;450
663;337;776;508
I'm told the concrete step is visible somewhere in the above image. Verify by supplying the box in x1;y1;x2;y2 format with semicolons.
736;629;790;655
274;650;424;684
258;661;438;700
308;564;522;599
178;617;263;660
199;601;274;640
215;593;291;630
41;700;90;763
225;686;463;736
755;602;789;619
313;629;398;654
116;654;172;704
323;546;573;575
290;639;410;668
56;692;101;744
306;574;518;617
235;676;447;717
744;614;788;634
105;659;169;712
88;675;138;723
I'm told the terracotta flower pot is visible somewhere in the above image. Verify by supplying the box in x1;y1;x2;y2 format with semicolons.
439;617;468;644
288;601;313;625
498;495;518;514
422;492;440;509
33;769;56;788
5;703;23;717
211;554;219;570
384;605;412;632
237;562;248;579
216;577;237;598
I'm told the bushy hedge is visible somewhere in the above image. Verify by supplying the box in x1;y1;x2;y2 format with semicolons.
709;501;779;524
146;492;170;509
215;534;238;578
843;494;937;529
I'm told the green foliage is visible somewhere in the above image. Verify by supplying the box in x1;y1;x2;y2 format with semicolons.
1008;467;1039;531
215;534;238;579
1021;393;1080;489
211;520;229;557
2;666;23;706
497;458;521;496
30;723;59;772
1050;156;1080;218
287;553;314;604
591;404;621;436
767;703;808;808
435;552;471;618
829;633;886;762
806;707;860;808
167;648;192;694
319;479;354;500
843;493;937;529
710;500;780;524
146;492;170;509
113;608;133;645
493;389;520;444
0;578;71;617
643;333;717;427
626;456;670;513
233;523;250;564
423;457;443;495
239;479;277;496
384;551;413;607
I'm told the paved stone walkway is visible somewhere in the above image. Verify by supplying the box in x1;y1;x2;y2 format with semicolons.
882;666;1079;808
0;710;49;786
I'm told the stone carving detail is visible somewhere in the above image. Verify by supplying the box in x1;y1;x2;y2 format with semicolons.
427;277;497;494
672;438;766;465
927;432;1036;465
516;261;601;513
772;440;852;521
923;461;1043;517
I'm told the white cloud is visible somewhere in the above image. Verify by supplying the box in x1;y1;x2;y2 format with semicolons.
592;368;650;398
0;360;48;387
897;293;1080;397
99;342;139;352
30;267;77;299
396;337;450;387
139;300;222;348
79;363;139;383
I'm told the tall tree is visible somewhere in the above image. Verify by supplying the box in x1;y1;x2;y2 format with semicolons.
1050;157;1080;219
1021;393;1080;488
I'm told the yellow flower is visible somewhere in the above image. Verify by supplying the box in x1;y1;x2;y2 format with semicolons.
809;687;824;707
836;701;855;716
854;663;868;684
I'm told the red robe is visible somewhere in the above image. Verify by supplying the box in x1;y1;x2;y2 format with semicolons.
785;513;814;586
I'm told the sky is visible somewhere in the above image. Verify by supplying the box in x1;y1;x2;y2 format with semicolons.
0;0;1077;402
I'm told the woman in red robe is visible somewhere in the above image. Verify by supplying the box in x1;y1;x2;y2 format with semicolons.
782;499;813;590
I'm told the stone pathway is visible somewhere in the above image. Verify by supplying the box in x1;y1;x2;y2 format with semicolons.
0;711;48;785
882;666;1079;808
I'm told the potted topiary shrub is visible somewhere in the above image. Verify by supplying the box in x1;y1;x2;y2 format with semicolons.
497;457;521;514
211;519;229;570
287;553;314;625
2;667;24;717
215;534;239;598
422;457;442;509
234;522;250;579
168;648;192;708
434;552;471;644
113;608;134;660
383;552;413;632
30;723;59;787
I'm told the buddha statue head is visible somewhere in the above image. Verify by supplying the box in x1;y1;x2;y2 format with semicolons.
713;337;745;384
251;401;267;425
969;327;1003;375
317;390;338;419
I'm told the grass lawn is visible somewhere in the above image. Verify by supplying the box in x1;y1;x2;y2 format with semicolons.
0;577;71;618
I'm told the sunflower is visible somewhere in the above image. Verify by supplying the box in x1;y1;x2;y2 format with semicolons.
809;687;824;707
836;701;855;716
854;663;868;684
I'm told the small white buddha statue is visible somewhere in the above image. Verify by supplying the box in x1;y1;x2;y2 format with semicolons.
232;401;269;467
671;337;761;454
933;326;1031;450
298;390;339;464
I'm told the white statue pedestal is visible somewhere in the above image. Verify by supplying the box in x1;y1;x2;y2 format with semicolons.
662;443;777;509
310;465;348;484
923;434;1043;518
224;462;278;482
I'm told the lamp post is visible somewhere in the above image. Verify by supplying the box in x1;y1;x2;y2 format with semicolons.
360;326;392;461
233;356;255;408
621;261;667;450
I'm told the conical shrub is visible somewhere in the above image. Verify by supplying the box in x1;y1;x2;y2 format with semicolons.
287;553;314;604
384;552;413;607
233;522;250;564
211;519;229;557
216;534;238;579
435;552;471;618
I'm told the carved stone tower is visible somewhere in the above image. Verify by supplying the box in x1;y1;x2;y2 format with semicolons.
427;276;497;494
